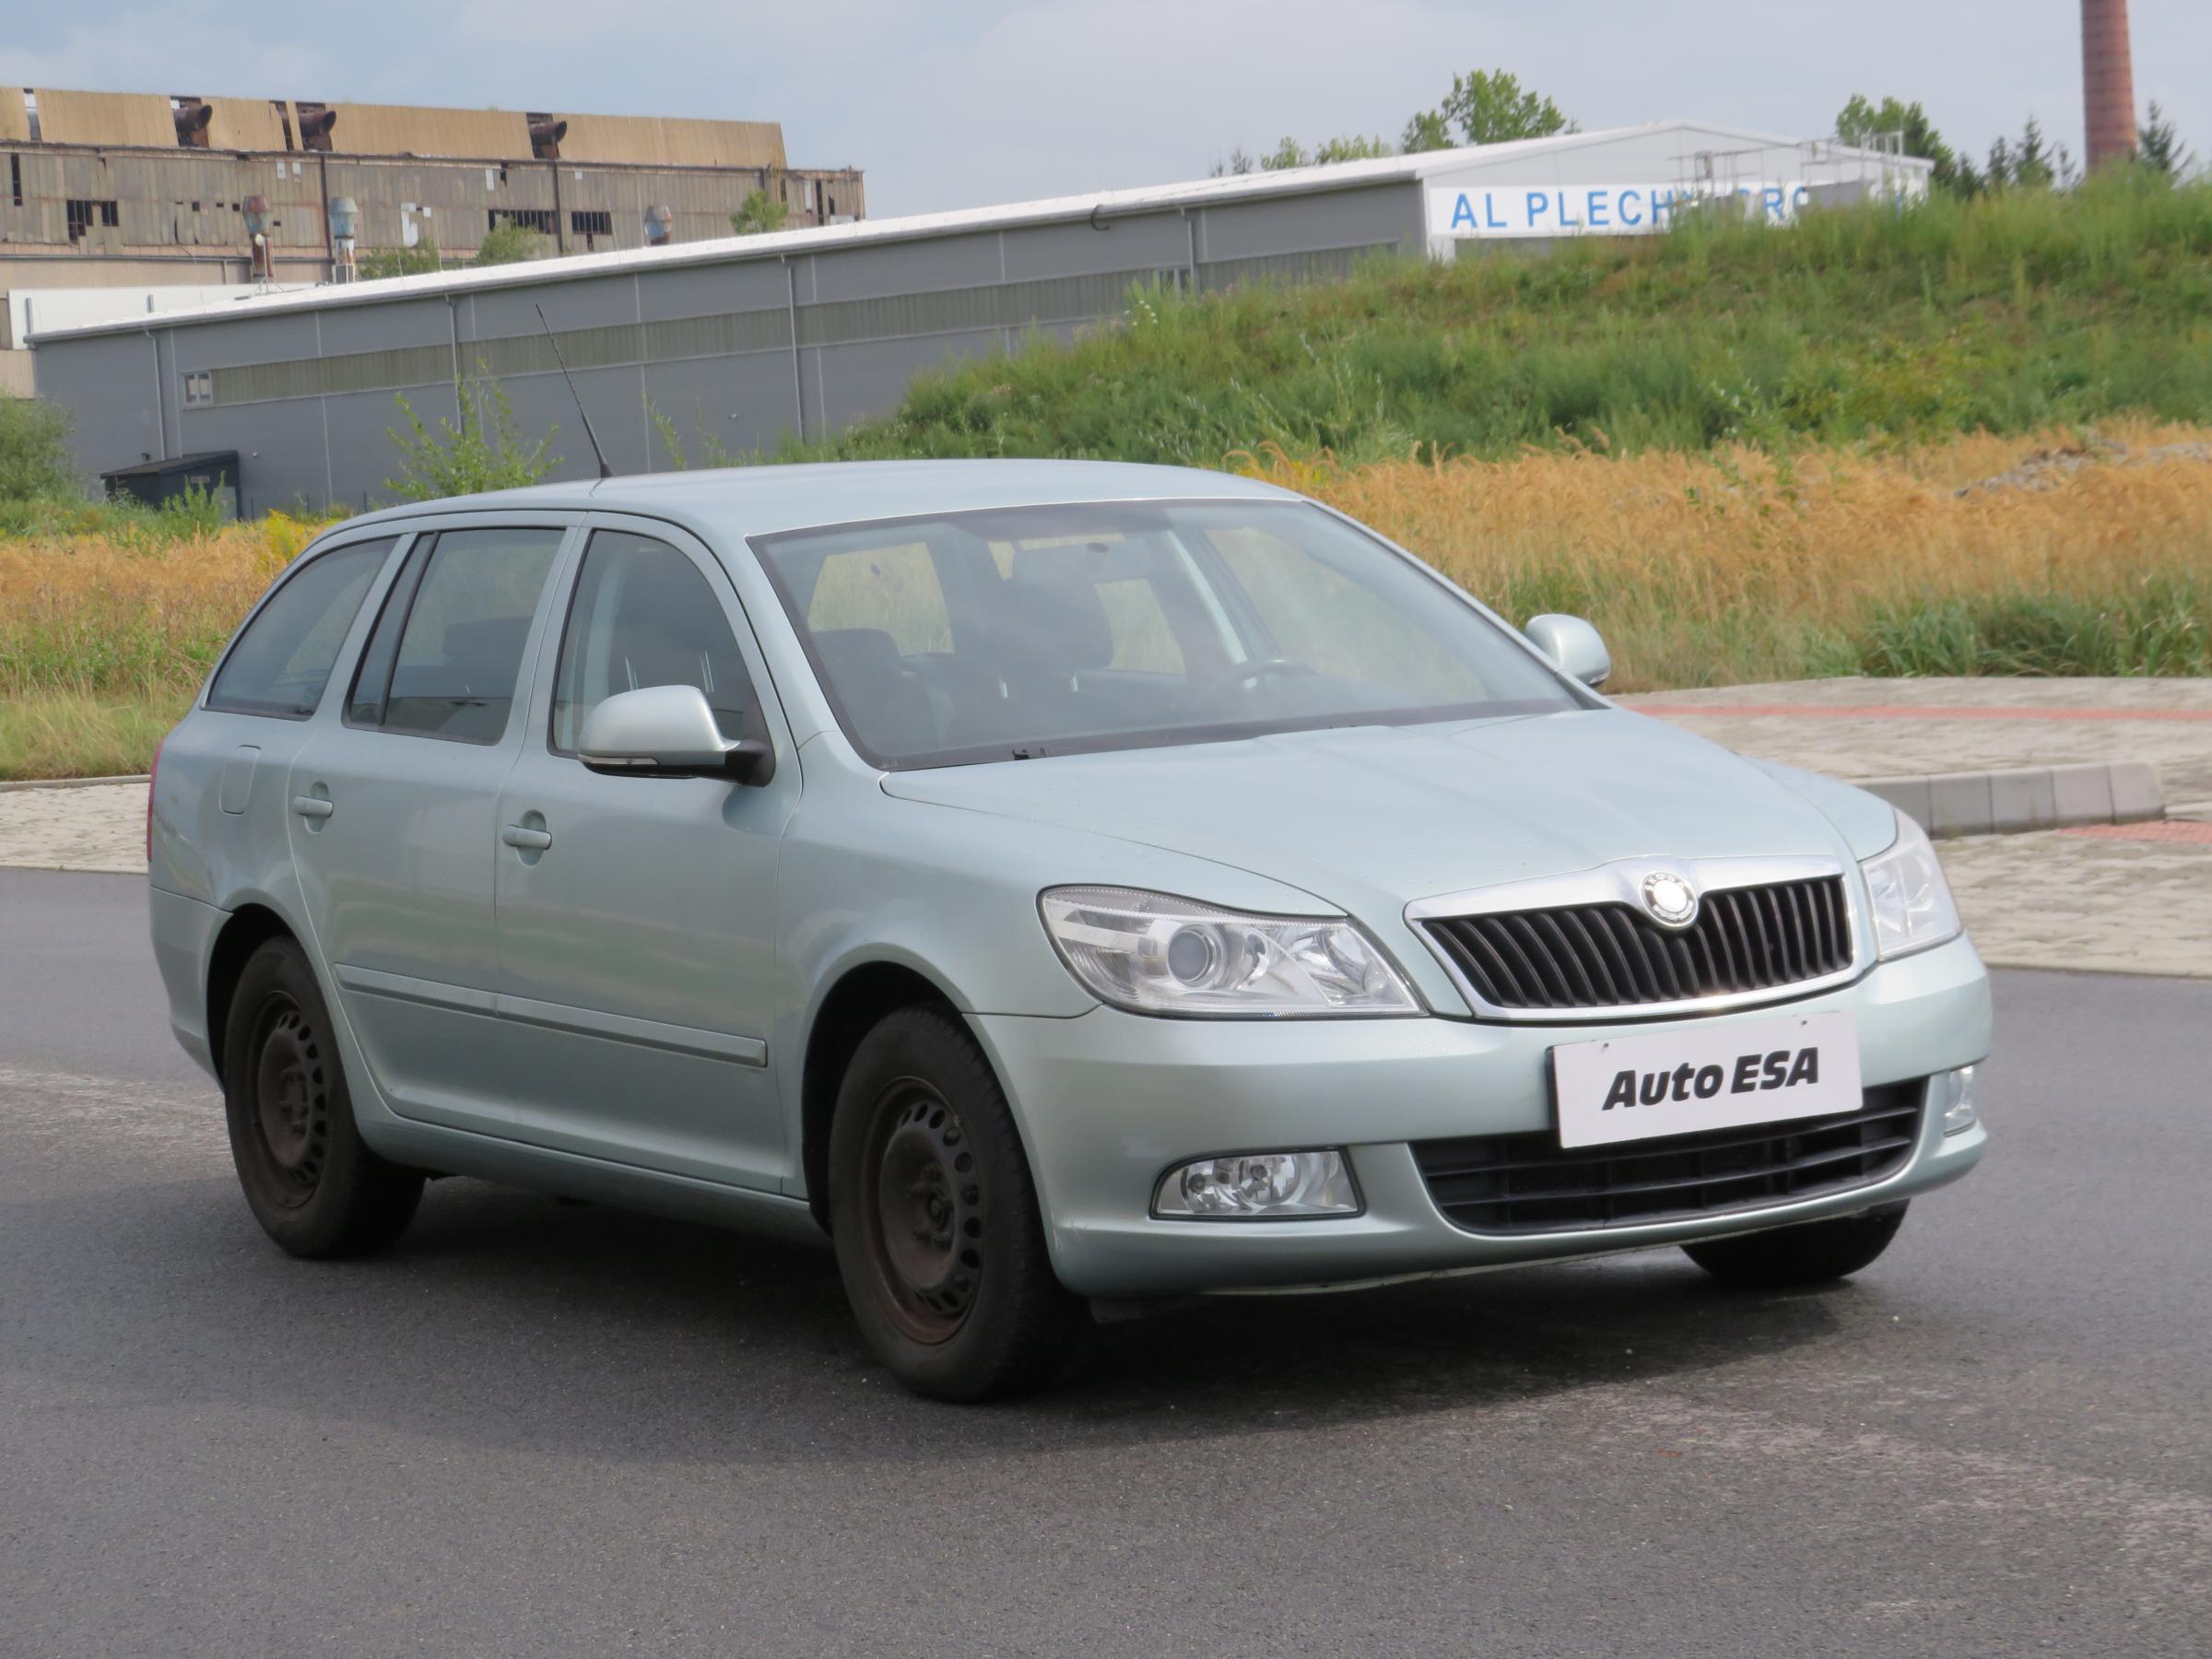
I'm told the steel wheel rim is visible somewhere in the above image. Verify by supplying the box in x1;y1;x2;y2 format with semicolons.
858;1081;983;1345
251;994;330;1206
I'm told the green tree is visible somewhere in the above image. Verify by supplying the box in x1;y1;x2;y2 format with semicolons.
1399;108;1454;154
358;240;441;279
1410;69;1575;148
1310;134;1390;165
731;187;790;235
475;219;546;265
2138;101;2189;175
1834;93;1976;194
385;370;558;501
0;396;76;502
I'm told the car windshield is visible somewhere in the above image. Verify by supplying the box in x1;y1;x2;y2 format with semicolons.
750;499;1581;769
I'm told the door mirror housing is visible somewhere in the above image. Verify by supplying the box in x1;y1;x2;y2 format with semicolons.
575;684;773;782
1523;614;1612;688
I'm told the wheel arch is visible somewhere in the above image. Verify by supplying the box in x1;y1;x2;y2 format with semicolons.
799;959;969;1231
204;901;301;1082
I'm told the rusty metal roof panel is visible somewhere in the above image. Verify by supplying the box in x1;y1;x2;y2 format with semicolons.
203;97;290;153
32;88;180;147
326;103;535;159
555;114;787;170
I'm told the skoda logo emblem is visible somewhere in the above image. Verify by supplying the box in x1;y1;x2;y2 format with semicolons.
1641;871;1699;928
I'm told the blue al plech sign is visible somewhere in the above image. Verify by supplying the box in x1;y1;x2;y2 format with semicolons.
1428;182;1817;238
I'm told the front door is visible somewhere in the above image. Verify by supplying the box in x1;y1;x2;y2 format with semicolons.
492;521;796;1188
287;518;575;1136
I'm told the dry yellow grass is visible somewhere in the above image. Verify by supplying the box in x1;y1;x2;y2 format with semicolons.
1;512;329;778
1235;421;2212;689
4;429;2209;777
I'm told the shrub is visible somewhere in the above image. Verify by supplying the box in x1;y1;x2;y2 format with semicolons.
0;397;76;501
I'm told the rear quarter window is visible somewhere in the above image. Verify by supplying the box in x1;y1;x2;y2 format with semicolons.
205;538;396;719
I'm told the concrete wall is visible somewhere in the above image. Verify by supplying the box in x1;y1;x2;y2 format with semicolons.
37;179;1424;514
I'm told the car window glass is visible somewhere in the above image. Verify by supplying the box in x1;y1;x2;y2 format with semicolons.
1211;524;1482;701
551;531;757;751
805;541;953;655
206;537;395;719
753;501;1577;769
378;527;564;744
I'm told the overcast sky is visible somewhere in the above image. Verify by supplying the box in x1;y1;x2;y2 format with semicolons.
11;2;2206;215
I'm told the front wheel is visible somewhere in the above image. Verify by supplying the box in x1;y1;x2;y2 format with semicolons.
222;937;423;1258
1682;1202;1908;1288
828;1006;1083;1401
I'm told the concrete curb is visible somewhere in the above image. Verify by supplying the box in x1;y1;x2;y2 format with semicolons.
0;774;149;794
1860;761;2164;838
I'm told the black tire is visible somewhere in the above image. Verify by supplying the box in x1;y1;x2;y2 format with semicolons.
1682;1202;1908;1288
221;937;423;1258
828;1006;1083;1401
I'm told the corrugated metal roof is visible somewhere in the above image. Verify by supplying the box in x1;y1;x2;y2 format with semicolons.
556;113;786;170
32;121;1928;344
0;88;29;144
324;102;535;159
32;88;179;147
202;97;289;153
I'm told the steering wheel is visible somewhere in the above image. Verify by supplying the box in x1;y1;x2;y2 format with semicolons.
1199;657;1321;693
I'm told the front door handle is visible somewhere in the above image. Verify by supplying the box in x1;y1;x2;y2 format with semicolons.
501;824;554;852
292;795;335;820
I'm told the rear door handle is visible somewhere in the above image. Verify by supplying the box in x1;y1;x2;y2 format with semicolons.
501;825;554;852
291;795;335;820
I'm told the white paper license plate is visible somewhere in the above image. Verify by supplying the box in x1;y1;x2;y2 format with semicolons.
1550;1009;1863;1150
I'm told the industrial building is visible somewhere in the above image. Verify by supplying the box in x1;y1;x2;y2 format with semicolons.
30;121;1924;513
1;85;862;393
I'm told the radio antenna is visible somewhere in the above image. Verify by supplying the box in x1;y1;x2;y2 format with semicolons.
535;302;612;479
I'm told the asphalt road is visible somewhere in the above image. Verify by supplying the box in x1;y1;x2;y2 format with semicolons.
3;867;2207;1658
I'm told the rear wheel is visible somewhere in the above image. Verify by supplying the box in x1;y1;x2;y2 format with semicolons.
222;938;423;1258
1682;1202;1908;1288
828;1006;1082;1400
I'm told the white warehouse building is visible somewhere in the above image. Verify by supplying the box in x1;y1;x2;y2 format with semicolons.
31;121;1927;514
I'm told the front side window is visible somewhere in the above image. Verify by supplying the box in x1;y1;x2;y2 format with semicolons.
751;500;1579;768
550;531;759;752
206;537;395;718
347;526;564;745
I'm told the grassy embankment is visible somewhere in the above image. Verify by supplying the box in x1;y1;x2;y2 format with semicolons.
0;502;333;779
4;176;2210;778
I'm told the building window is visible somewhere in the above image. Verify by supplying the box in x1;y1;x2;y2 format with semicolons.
65;199;120;241
101;201;121;227
182;371;214;408
570;209;612;238
488;207;556;236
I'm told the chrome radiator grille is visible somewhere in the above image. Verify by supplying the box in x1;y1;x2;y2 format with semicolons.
1417;875;1853;1014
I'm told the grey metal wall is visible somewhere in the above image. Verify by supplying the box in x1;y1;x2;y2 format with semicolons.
38;179;1423;514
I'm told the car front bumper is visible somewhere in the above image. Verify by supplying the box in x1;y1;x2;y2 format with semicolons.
975;934;1991;1298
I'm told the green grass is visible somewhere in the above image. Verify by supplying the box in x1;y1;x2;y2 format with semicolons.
774;171;2212;468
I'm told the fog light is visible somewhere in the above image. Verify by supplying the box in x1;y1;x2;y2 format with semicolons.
1940;1065;1981;1135
1152;1149;1359;1218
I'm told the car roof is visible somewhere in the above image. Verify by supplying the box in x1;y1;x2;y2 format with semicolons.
331;458;1300;546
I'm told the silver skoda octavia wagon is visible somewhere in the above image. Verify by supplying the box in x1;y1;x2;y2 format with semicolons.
149;460;1989;1399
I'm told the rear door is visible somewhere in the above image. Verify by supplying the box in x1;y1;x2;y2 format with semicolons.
491;517;798;1188
285;514;576;1137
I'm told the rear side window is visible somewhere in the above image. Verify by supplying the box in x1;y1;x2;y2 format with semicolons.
206;538;395;719
346;526;565;745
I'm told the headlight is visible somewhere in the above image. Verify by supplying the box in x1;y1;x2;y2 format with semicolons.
1038;886;1419;1017
1860;810;1963;959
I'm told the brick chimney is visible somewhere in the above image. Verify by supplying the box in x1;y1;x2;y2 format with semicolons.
2081;0;2137;168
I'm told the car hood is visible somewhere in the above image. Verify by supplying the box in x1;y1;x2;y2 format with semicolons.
880;708;1877;920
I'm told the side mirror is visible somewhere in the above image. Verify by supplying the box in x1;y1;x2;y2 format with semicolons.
1524;614;1612;688
576;685;773;783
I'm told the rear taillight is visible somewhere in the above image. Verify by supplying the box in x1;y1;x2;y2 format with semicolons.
147;735;164;862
